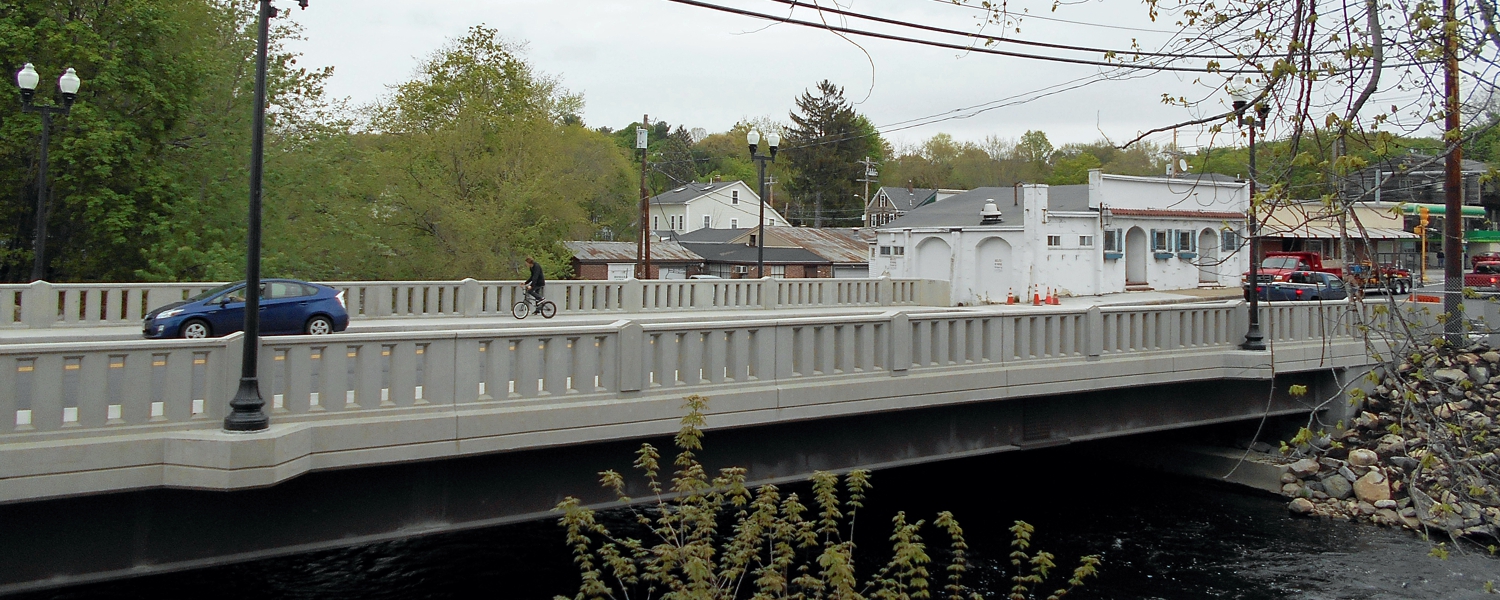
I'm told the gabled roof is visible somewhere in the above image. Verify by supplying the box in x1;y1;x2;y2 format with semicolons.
675;228;750;243
650;180;752;205
875;187;938;211
679;242;829;265
564;241;703;263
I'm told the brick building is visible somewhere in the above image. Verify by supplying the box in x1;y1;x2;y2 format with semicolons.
563;241;704;280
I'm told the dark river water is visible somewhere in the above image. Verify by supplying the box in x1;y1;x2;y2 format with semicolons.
19;444;1500;600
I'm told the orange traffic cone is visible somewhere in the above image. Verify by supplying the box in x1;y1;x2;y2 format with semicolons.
1006;290;1018;304
1048;288;1061;305
1032;286;1043;306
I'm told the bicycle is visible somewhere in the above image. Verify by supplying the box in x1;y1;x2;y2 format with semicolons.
512;287;557;319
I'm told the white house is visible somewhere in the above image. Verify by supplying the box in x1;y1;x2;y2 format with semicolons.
870;170;1251;304
650;180;790;236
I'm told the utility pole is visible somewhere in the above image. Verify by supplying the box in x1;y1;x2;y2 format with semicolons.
1442;0;1463;345
637;115;651;280
857;156;878;225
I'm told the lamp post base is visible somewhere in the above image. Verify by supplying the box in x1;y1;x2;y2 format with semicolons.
1241;326;1266;351
223;376;269;432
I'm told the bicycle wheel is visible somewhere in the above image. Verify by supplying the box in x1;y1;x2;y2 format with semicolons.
511;300;530;319
539;300;557;319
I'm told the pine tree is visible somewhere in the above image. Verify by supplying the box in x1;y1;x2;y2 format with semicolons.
782;81;882;227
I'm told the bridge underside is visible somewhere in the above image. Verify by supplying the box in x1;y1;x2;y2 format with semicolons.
0;373;1329;594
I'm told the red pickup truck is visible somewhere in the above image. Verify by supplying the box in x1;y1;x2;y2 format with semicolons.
1466;262;1500;292
1244;251;1413;294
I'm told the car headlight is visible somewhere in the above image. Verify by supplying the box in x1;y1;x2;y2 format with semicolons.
156;308;185;319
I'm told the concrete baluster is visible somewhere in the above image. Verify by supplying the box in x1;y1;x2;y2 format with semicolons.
460;279;481;317
623;280;643;313
760;277;776;310
544;336;571;395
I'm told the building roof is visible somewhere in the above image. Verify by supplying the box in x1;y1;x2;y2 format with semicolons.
650;180;750;205
675;228;746;243
1109;208;1246;220
679;242;830;265
879;187;1024;229
563;241;703;263
766;227;870;264
876;187;938;211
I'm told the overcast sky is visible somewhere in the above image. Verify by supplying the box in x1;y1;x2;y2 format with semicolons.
282;0;1285;153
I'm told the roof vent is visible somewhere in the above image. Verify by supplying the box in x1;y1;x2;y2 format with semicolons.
980;201;1003;224
673;186;687;192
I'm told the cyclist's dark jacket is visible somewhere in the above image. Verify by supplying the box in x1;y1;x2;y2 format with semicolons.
526;263;545;289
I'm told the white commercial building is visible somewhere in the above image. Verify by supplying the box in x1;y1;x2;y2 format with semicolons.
870;170;1252;305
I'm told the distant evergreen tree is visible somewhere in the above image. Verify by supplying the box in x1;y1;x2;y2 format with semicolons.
782;81;882;227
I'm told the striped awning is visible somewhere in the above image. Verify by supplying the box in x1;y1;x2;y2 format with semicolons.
1260;226;1416;239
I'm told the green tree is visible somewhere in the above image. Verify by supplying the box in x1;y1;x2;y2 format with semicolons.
782;80;883;227
0;0;212;281
1013;130;1054;183
366;25;632;280
1046;152;1102;185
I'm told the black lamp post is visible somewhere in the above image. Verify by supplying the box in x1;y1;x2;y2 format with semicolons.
747;129;780;277
224;0;306;432
15;64;81;282
1232;89;1272;351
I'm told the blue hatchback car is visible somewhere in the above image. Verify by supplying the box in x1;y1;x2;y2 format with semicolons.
143;279;350;339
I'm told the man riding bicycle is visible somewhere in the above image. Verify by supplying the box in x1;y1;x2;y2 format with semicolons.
523;256;546;314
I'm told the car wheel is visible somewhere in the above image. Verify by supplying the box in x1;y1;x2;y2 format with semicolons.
305;315;334;335
180;319;211;339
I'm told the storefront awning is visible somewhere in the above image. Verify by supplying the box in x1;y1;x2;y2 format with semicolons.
1260;226;1416;239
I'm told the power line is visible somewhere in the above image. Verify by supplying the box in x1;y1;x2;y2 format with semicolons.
769;0;1251;60
663;0;1257;73
927;0;1187;34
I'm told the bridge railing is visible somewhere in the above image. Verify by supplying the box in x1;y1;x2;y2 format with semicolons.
2;277;945;329
0;299;1371;441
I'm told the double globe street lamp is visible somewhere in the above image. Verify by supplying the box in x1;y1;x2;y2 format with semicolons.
1232;88;1272;351
15;64;82;282
747;130;780;277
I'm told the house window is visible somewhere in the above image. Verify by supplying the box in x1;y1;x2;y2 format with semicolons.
1079;235;1094;247
879;246;892;256
731;190;739;204
730;218;738;228
893;246;905;256
1047;235;1062;247
1103;229;1123;252
703;215;712;229
1151;230;1169;251
1177;230;1194;252
1221;230;1239;252
654;216;660;231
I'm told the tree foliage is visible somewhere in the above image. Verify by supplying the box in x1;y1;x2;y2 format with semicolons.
555;395;1101;600
782;81;884;227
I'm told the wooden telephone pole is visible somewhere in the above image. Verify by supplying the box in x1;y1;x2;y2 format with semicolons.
1442;0;1463;344
636;115;651;280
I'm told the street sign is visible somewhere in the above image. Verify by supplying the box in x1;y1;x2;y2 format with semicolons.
636;127;648;149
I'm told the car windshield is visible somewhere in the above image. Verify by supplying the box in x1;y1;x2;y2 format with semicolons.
1261;257;1302;270
188;282;244;302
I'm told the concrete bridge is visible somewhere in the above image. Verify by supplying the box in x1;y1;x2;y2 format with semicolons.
0;278;1412;593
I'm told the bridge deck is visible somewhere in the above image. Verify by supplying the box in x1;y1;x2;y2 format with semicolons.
0;299;1402;506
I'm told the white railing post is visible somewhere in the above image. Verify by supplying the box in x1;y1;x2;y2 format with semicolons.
618;320;643;391
760;277;777;310
460;278;481;317
879;276;893;307
622;279;643;313
890;311;910;373
22;280;55;329
1086;306;1103;360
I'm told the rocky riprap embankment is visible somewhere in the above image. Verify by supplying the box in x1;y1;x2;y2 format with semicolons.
1279;343;1500;542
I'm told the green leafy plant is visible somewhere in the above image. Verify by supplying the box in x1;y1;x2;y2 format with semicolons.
554;395;1101;599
